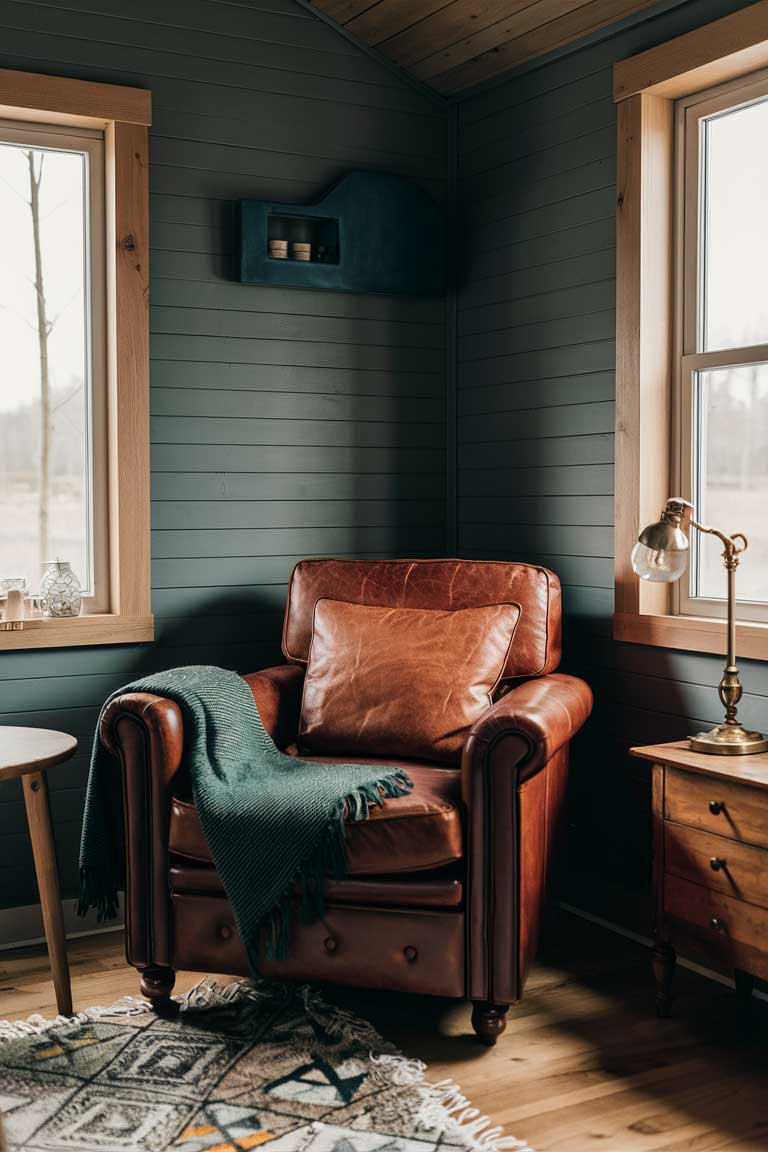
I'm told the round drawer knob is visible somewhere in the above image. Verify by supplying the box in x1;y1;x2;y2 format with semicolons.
403;945;418;963
324;937;337;954
709;801;724;815
710;857;726;872
218;923;233;941
710;917;724;931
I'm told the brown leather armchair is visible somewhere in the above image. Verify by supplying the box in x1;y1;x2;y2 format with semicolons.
101;559;592;1044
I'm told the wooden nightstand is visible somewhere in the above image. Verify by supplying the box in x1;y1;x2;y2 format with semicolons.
631;740;768;1017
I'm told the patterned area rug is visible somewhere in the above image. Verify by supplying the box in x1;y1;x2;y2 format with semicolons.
0;982;532;1152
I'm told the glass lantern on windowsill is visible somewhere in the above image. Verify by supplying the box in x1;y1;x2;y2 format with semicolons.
40;560;82;618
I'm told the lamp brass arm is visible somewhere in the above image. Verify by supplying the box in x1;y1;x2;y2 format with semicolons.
688;518;748;561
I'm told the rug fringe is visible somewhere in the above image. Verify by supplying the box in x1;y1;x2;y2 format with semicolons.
292;985;535;1152
0;995;147;1040
422;1078;534;1152
0;977;533;1152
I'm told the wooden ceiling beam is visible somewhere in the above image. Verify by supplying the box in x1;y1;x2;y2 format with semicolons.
382;0;536;68
411;0;590;79
430;0;661;92
345;0;457;46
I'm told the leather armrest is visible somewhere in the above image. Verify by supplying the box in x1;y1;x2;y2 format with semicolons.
98;664;304;969
462;673;593;789
99;692;184;969
462;672;592;1005
101;692;183;772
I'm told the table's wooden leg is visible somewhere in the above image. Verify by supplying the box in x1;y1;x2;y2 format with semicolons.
23;770;72;1017
652;941;676;1018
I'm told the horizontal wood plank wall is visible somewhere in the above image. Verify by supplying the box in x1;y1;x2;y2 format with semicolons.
0;0;449;911
456;0;759;934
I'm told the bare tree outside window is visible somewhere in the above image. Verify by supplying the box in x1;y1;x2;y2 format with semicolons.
27;149;53;564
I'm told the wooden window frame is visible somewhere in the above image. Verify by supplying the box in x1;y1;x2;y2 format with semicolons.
0;68;152;651
613;1;768;660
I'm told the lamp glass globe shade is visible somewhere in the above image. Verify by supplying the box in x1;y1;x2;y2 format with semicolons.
631;541;689;583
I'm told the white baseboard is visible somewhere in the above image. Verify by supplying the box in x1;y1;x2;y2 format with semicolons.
0;896;125;952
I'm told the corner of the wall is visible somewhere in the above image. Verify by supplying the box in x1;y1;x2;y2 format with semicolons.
291;0;450;112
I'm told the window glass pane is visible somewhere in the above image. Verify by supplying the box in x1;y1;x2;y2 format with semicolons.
693;363;768;603
0;139;91;596
702;95;768;352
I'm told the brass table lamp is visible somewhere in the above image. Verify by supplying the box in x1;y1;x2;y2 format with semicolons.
632;497;768;755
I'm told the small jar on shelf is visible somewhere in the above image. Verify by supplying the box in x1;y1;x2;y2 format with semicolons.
40;560;82;618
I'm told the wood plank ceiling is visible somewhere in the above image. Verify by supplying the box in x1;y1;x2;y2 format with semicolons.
309;0;663;93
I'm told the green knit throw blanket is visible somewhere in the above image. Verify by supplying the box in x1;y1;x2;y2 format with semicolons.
78;665;413;966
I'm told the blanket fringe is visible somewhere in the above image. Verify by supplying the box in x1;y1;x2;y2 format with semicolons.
77;865;119;922
259;768;413;963
78;769;412;947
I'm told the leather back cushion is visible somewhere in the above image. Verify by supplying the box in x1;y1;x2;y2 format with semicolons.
299;598;521;765
283;559;561;681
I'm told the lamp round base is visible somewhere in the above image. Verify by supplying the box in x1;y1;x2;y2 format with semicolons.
690;725;768;756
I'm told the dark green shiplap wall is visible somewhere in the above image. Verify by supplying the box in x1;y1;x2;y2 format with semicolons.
456;0;764;931
0;0;449;910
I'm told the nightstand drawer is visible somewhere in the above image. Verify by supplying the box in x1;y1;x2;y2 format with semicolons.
665;875;768;957
665;767;768;848
665;823;768;908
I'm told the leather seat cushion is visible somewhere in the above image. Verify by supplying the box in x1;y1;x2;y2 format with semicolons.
169;760;462;875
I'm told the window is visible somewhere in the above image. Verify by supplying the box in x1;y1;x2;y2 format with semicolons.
613;3;768;658
0;118;107;611
0;68;152;651
675;72;768;623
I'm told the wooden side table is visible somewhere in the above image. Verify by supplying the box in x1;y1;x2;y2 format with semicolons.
631;740;768;1017
0;726;77;1016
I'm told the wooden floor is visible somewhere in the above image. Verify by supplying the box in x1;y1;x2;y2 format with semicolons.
1;911;767;1151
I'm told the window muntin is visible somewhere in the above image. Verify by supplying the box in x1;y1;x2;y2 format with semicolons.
675;71;768;624
0;118;107;612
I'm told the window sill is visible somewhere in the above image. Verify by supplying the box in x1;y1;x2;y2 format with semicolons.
613;612;768;660
0;614;154;651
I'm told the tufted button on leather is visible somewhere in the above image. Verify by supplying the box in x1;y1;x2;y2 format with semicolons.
324;937;337;954
218;923;233;941
403;945;418;963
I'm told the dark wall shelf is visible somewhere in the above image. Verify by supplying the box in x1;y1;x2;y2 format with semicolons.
239;171;444;295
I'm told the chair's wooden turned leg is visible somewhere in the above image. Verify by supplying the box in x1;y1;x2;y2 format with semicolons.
140;966;177;1016
652;942;676;1019
471;1001;508;1046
